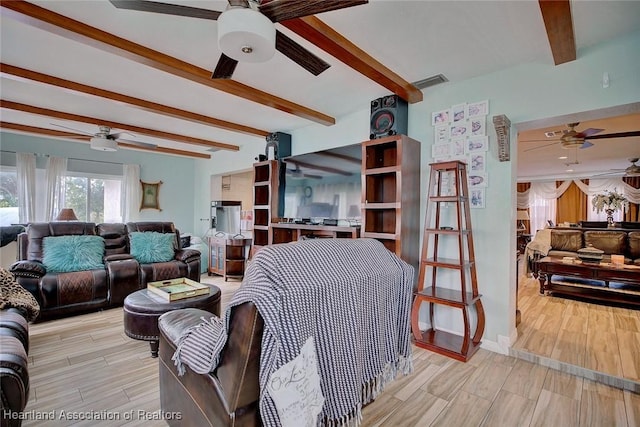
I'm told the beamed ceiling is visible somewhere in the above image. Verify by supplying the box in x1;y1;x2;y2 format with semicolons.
1;0;639;177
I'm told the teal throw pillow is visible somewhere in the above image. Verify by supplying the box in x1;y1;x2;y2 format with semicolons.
129;231;175;264
43;235;105;273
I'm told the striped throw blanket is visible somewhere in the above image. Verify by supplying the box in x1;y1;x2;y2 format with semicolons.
227;238;414;426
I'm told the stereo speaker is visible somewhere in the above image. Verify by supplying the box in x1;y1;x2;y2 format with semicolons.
369;95;408;139
265;132;292;160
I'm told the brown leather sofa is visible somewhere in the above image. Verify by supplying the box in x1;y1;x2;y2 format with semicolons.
546;228;640;263
9;221;200;321
0;308;30;427
158;303;262;427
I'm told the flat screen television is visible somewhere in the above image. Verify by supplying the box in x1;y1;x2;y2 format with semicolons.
282;144;362;223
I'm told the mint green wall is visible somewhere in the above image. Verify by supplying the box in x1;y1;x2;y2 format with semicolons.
195;30;640;351
0;132;197;233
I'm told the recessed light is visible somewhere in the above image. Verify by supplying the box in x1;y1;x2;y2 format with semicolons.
558;156;568;160
566;169;574;172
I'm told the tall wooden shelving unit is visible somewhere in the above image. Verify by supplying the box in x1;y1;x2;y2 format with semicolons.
361;134;421;275
252;160;281;253
411;160;485;362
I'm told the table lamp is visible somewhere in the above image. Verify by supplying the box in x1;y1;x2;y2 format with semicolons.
517;210;529;230
56;208;78;221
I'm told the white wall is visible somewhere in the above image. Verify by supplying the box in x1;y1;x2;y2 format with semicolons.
194;30;640;352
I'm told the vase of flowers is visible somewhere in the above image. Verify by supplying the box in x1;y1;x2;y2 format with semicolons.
592;189;628;227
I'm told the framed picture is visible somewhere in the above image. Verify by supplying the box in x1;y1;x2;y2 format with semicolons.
431;109;451;126
140;180;163;211
451;138;465;156
451;103;467;123
466;136;489;153
469;152;486;172
470;189;485;209
468;100;489;118
450;123;468;138
434;124;449;144
470;117;486;136
468;173;487;188
432;143;451;159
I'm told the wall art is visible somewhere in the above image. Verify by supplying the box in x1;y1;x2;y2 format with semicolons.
468;100;489;118
140;180;163;211
470;189;485;209
431;109;451;126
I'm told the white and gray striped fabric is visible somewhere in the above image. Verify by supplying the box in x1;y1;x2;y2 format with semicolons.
171;314;226;376
226;238;414;427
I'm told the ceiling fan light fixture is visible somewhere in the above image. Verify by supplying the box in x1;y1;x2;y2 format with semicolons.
90;136;117;152
217;8;275;63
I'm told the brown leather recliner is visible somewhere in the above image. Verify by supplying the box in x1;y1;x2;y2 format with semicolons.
158;303;263;427
10;222;126;319
126;222;201;285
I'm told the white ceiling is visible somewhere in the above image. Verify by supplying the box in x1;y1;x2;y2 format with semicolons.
1;1;639;176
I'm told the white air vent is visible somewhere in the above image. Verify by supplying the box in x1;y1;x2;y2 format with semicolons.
412;74;448;90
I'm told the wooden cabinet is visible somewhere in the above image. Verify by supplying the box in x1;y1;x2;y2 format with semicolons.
411;160;485;362
361;134;421;275
252;160;282;252
269;223;360;244
208;237;250;281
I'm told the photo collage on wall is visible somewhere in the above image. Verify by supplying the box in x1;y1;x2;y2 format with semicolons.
431;100;489;208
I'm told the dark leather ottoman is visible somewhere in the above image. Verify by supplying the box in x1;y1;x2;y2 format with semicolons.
123;284;221;357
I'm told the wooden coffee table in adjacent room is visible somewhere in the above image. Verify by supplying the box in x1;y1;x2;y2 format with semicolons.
123;283;221;357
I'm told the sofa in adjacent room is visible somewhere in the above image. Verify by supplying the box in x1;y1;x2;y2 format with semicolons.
9;221;201;321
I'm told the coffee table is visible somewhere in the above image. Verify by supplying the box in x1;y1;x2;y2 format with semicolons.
537;256;640;307
123;283;221;357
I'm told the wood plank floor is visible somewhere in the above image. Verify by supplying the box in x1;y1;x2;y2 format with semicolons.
21;275;640;426
514;274;640;388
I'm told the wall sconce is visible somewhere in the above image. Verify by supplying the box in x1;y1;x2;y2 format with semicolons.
493;114;511;162
56;208;78;221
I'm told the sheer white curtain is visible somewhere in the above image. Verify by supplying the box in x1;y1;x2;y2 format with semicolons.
122;164;140;222
44;156;67;221
526;181;572;232
16;152;36;223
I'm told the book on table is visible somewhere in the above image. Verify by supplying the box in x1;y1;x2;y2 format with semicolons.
147;278;210;302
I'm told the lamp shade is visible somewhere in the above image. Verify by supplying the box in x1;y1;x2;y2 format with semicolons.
217;8;276;63
56;208;78;221
516;210;530;221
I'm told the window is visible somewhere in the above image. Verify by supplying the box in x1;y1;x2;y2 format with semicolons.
0;168;19;226
63;174;122;223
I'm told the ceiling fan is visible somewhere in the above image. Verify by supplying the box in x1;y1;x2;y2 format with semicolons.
522;122;640;152
109;0;368;79
52;124;157;152
596;158;640;177
286;164;321;180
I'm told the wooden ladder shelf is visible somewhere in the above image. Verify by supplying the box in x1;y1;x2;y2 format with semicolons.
411;160;485;362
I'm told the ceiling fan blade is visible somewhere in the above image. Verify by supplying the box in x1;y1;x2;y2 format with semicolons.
523;141;559;152
303;173;322;179
259;0;368;23
585;131;640;140
109;0;221;20
116;138;158;149
580;141;594;149
579;128;604;137
51;123;94;136
275;30;330;76
211;54;239;79
110;132;135;140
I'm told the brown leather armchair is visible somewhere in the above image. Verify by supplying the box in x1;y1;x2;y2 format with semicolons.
126;222;201;285
158;303;263;427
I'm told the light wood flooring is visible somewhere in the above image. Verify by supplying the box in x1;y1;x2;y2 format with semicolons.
514;275;640;389
20;275;640;426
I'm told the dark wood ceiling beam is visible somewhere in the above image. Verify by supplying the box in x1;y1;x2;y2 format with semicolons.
0;121;212;159
0;63;269;138
0;100;239;151
538;0;576;65
0;1;335;126
281;16;423;104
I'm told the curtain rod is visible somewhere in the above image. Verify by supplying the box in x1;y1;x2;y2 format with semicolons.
1;150;126;166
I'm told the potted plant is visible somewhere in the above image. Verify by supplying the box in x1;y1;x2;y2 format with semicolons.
592;189;628;227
